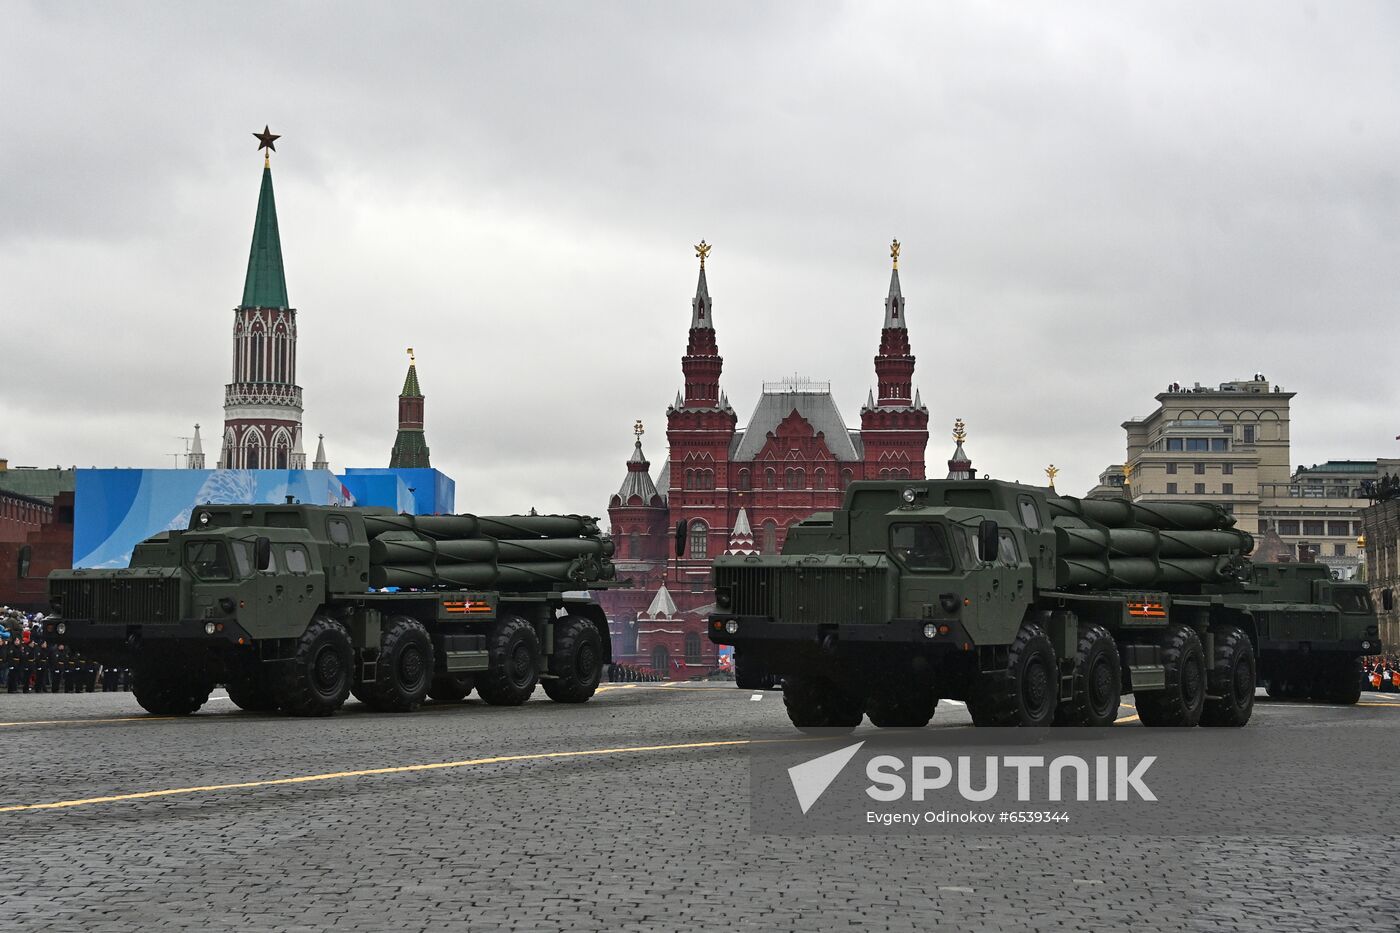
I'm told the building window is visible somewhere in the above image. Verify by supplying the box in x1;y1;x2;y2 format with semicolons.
737;470;750;491
1334;544;1347;557
1194;483;1205;495
1327;521;1350;536
1211;438;1229;451
1166;463;1177;474
814;468;827;490
1302;520;1324;536
684;632;701;664
1166;483;1178;494
761;520;778;555
1186;438;1209;452
785;468;805;489
1278;520;1300;535
765;469;776;490
651;646;669;674
688;522;709;559
629;532;639;558
1258;520;1269;534
1243;425;1256;444
1194;463;1205;475
1222;463;1233;475
17;545;31;579
1166;438;1184;451
1222;483;1233;495
1383;589;1394;611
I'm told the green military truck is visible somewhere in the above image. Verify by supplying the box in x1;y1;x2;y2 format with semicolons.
41;503;616;717
707;479;1380;731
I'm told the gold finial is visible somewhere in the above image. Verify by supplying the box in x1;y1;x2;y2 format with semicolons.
1122;462;1134;481
694;240;711;269
952;418;967;444
890;238;901;270
634;419;644;440
407;347;416;365
1046;464;1059;487
1358;533;1367;549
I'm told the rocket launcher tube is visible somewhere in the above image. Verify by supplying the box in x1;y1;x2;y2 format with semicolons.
369;534;498;565
475;516;602;539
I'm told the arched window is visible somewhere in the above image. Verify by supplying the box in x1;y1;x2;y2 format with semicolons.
761;520;778;555
1384;589;1394;612
689;521;709;559
738;469;750;490
792;468;805;489
629;531;639;558
17;545;31;579
765;469;776;490
841;469;854;489
685;632;701;664
815;468;827;490
652;645;670;674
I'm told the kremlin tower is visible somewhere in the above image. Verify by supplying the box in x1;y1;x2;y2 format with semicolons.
219;127;306;469
389;349;432;468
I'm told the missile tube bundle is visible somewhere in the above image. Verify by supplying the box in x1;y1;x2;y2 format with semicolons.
1046;496;1254;589
363;513;615;591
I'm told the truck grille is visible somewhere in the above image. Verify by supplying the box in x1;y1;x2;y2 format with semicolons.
51;577;182;625
717;563;887;624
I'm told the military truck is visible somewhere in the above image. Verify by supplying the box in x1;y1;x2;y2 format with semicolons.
706;479;1380;731
41;503;617;717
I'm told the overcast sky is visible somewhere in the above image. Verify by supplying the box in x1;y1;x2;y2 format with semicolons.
3;1;1398;517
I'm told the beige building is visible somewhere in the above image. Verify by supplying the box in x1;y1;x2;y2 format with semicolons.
1360;499;1400;650
1096;375;1378;580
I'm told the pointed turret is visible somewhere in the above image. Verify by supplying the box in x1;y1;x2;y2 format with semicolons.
691;263;713;329
614;424;662;505
187;424;206;469
725;508;757;555
313;434;329;471
290;427;307;469
241;161;289;310
860;239;929;479
642;584;678;619
680;240;726;409
946;419;974;480
884;261;905;329
390;348;431;468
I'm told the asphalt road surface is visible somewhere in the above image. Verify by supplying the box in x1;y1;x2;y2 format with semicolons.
2;684;1399;932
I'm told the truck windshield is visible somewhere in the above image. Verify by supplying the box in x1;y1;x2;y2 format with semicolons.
890;523;954;571
184;540;233;581
1334;588;1372;613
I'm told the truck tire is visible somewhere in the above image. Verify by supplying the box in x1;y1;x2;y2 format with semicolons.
782;676;865;732
225;669;279;712
362;616;434;713
1200;625;1254;727
131;661;214;716
477;615;541;706
968;621;1058;727
1320;657;1362;705
734;650;766;690
428;673;475;703
276;615;353;717
866;688;937;728
1136;625;1206;727
543;616;603;703
1053;624;1121;727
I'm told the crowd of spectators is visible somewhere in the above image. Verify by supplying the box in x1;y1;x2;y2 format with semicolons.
1;606;130;694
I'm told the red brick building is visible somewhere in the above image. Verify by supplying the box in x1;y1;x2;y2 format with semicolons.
602;244;930;678
0;491;75;611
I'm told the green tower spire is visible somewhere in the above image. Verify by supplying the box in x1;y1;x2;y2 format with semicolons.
241;160;289;309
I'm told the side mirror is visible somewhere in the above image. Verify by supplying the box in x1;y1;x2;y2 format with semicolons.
977;520;1000;563
254;536;272;571
675;520;690;558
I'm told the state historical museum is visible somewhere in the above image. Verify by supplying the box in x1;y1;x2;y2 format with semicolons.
601;242;931;678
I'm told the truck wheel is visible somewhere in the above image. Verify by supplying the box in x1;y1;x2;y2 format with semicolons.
1264;678;1282;700
1053;624;1121;727
362;616;434;713
131;660;214;716
428;673;475;703
276;615;353;717
734;650;766;690
543;616;603;703
866;688;937;728
1321;657;1362;705
1201;625;1254;727
968;622;1058;727
477;615;541;706
1136;625;1206;727
225;669;279;712
782;676;865;732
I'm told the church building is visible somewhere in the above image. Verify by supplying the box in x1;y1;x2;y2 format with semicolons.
602;241;931;678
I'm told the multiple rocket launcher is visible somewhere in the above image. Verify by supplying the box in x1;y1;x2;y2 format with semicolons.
1045;496;1254;589
363;513;617;590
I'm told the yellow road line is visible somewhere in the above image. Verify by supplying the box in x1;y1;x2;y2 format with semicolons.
0;738;758;814
0;715;176;728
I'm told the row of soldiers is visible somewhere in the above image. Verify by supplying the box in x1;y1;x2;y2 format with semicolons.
2;638;123;693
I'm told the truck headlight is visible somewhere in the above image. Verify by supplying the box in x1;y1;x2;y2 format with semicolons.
56;622;67;635
923;623;937;639
724;620;739;635
204;622;217;635
902;487;917;503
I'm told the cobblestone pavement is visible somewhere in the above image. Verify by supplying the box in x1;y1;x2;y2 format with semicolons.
2;685;1399;932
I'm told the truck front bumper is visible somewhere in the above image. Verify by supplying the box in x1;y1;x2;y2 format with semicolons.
707;614;972;650
38;617;255;647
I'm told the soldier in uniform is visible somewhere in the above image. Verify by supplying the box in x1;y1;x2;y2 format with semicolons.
85;653;99;693
16;637;34;692
66;649;82;693
4;633;20;692
34;640;50;693
52;643;68;693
